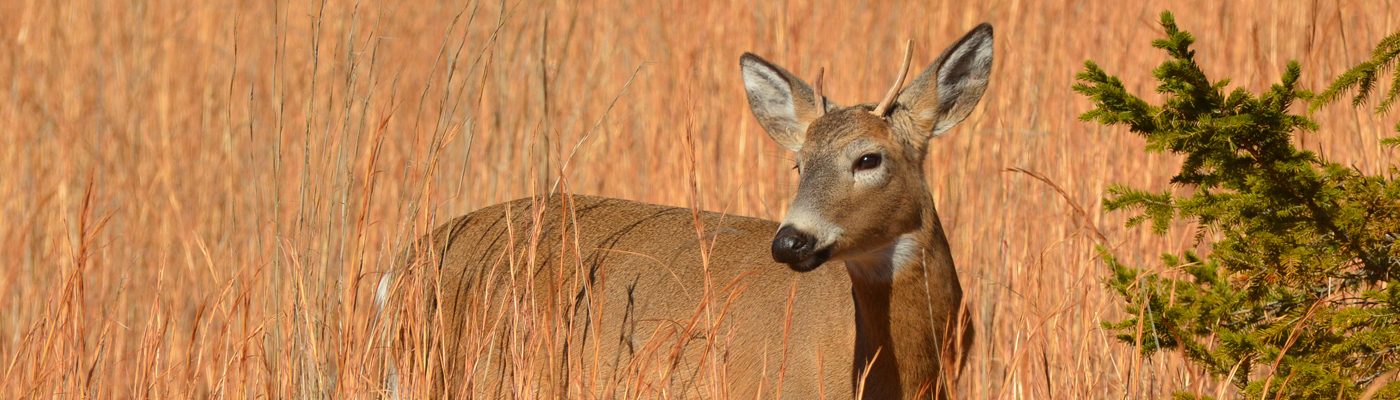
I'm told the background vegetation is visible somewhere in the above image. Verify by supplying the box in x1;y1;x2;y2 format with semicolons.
1078;12;1400;399
0;0;1395;398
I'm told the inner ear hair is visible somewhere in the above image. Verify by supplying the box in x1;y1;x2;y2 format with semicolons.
894;23;995;140
740;52;855;152
740;53;824;151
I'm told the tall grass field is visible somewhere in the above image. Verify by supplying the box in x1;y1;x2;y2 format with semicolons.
1;0;1396;398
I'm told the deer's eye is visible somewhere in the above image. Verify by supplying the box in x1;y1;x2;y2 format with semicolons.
853;154;882;172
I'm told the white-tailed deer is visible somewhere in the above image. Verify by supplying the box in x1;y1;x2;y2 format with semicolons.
380;23;993;399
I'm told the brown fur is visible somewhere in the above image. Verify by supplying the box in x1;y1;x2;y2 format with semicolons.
387;23;993;400
399;196;856;398
788;108;972;399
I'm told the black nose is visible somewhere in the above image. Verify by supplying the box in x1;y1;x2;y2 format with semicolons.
771;225;816;264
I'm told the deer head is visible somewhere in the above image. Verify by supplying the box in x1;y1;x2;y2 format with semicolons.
741;24;994;273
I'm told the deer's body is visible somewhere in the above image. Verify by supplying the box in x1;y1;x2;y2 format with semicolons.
383;23;994;399
412;195;857;398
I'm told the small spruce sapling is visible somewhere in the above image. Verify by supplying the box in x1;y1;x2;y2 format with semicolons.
1075;11;1400;399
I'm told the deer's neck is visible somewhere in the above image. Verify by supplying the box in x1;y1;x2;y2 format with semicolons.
843;205;967;399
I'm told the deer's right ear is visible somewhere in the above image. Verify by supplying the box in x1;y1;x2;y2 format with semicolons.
741;53;824;152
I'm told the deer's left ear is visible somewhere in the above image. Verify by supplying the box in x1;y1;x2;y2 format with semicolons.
741;53;837;152
894;24;994;143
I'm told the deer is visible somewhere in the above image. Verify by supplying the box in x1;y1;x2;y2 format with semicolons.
378;23;993;399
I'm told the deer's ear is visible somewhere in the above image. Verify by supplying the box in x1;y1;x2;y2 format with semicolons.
741;53;830;152
894;24;994;143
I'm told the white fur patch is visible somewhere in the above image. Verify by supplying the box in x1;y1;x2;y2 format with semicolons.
780;206;844;250
888;233;922;271
845;233;920;284
741;63;795;115
741;56;806;151
853;167;887;187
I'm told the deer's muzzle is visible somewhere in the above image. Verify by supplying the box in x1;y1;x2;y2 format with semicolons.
772;225;831;272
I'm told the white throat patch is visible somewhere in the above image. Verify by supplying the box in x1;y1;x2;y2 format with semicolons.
845;233;921;284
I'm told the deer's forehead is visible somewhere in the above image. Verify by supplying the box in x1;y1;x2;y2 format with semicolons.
802;109;894;153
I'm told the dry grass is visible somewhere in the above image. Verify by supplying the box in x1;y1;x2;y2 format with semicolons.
1;0;1397;398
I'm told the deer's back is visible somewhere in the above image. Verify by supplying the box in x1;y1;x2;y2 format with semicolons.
413;195;855;398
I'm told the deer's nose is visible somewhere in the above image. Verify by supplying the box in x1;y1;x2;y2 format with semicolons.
771;225;816;265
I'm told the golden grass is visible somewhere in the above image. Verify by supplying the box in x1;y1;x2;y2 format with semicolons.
1;0;1396;398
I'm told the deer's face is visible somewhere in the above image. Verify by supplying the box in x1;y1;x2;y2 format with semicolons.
741;24;993;272
772;109;927;271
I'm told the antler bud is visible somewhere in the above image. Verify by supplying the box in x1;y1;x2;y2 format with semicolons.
813;67;826;116
870;40;913;117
